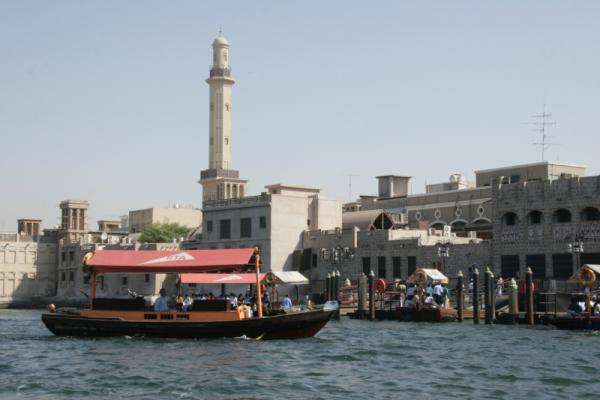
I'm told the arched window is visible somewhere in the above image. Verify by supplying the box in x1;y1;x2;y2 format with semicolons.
451;220;467;230
503;212;518;226
528;210;543;225
553;209;572;223
430;222;445;230
581;207;600;222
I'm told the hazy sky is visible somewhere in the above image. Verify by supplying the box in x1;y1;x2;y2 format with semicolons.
1;1;599;231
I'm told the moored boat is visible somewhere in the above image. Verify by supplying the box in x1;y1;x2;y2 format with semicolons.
394;306;457;322
41;248;337;340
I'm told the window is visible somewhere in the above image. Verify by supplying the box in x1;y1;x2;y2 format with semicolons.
100;276;105;290
393;257;401;279
312;254;318;267
581;207;600;222
61;252;66;263
206;220;213;233
259;216;267;229
220;219;231;239
553;209;572;223
225;137;229;145
552;254;573;279
378;257;386;279
69;251;74;263
240;218;252;238
510;175;520;183
407;256;417;276
362;257;371;275
83;275;90;285
528;210;543;225
503;212;518;226
122;277;128;286
225;103;230;111
526;255;546;279
61;271;66;282
307;219;311;226
69;271;74;281
501;255;520;278
145;274;150;283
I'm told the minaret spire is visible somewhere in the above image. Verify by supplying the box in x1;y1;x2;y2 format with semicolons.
199;34;247;203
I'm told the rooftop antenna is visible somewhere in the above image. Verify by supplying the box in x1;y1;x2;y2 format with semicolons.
343;174;359;201
530;104;557;161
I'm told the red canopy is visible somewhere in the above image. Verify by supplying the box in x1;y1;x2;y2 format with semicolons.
181;273;266;284
86;249;256;273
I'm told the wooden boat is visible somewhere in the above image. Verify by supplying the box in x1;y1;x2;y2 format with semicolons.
41;248;337;340
394;305;457;322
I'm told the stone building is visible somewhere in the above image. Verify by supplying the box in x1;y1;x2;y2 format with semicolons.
128;206;202;234
0;230;57;306
492;175;600;286
184;184;342;273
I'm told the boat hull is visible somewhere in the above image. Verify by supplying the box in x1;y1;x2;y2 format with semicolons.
42;309;335;340
394;306;457;322
549;316;600;330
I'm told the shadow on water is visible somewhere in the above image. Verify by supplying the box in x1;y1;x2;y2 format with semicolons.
2;310;600;399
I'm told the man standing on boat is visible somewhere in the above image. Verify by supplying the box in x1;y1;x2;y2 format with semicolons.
154;288;169;312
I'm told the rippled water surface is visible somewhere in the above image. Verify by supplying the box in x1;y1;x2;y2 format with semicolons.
2;310;600;399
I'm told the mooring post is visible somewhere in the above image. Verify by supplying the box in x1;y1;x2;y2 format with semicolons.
490;269;496;322
334;270;341;320
326;272;331;302
526;267;534;325
473;268;480;324
357;273;367;319
508;278;518;324
457;270;464;322
484;267;493;325
368;270;375;321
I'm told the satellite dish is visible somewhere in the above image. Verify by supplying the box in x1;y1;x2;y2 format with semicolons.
101;232;108;241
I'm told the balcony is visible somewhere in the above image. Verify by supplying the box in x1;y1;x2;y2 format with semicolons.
200;169;240;180
209;67;231;78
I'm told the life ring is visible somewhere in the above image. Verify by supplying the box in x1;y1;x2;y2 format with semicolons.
81;252;94;274
375;278;386;293
263;273;277;286
414;270;427;285
578;267;596;287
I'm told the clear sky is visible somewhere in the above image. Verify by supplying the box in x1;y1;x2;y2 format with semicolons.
1;1;599;231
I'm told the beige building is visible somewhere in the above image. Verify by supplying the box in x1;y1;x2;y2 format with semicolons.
199;33;247;202
185;184;342;274
128;206;202;234
0;232;57;306
475;161;585;187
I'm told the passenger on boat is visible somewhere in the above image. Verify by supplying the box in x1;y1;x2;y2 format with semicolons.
433;282;444;305
424;294;436;307
425;283;434;298
281;294;293;310
175;294;184;311
442;283;449;307
182;293;194;311
593;296;600;316
397;280;407;307
406;284;416;300
230;293;238;309
153;289;169;312
567;297;583;318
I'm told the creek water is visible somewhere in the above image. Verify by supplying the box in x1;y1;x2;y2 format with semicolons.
1;310;599;399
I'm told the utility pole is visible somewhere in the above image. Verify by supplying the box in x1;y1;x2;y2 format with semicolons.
530;104;557;161
343;174;359;201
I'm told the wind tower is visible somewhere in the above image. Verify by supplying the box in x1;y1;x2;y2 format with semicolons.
199;32;247;203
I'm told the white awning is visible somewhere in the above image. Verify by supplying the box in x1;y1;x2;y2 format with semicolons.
271;271;309;285
407;268;449;285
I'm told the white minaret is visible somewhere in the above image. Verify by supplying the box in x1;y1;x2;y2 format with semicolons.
199;33;247;203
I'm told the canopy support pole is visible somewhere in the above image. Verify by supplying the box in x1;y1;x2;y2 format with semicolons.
255;251;263;318
90;271;97;309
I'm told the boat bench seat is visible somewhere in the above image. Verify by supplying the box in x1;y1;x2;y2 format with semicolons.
192;299;231;311
92;297;146;311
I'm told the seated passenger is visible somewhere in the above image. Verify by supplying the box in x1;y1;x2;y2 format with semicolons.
153;288;169;312
424;295;436;306
230;292;238;309
175;294;184;311
182;293;194;312
280;294;293;310
567;297;583;318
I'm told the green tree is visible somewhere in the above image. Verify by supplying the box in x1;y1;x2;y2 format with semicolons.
138;223;190;243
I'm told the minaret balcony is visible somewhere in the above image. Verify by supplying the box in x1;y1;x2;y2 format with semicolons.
200;168;240;180
209;67;231;78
